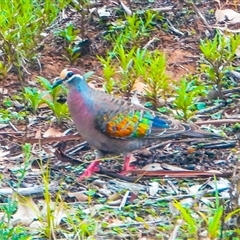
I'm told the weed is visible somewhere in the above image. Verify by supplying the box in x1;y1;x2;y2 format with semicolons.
99;47;147;98
23;87;48;114
173;178;240;239
15;143;33;188
141;50;172;109
99;48;172;108
70;0;90;39
55;23;82;63
0;199;30;240
0;0;70;81
37;73;92;123
0;109;26;123
199;31;240;98
22;76;69;122
106;10;158;49
115;46;141;97
45;101;69;124
64;210;97;239
37;76;67;103
173;77;206;120
97;55;116;94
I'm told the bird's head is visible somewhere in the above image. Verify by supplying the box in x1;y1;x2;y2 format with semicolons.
52;68;86;90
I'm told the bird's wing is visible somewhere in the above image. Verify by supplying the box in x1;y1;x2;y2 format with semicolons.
93;94;189;140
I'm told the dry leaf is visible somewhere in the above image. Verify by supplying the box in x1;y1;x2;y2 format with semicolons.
11;196;40;226
97;6;110;18
149;182;159;196
188;184;202;194
215;9;240;24
0;149;10;158
108;193;121;201
88;81;104;91
142;163;163;171
29;221;44;233
161;163;188;171
0;124;8;129
83;204;103;215
132;80;147;93
130;91;142;106
41;201;67;226
68;191;88;202
43;128;63;138
224;107;240;119
35;129;41;139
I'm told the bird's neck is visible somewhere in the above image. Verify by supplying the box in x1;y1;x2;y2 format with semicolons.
69;80;90;93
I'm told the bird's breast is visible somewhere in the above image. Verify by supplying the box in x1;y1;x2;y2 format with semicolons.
67;89;94;133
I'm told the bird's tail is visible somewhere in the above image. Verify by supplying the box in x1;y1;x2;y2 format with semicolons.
180;123;221;138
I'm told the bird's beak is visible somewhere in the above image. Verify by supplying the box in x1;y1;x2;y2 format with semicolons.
52;78;63;89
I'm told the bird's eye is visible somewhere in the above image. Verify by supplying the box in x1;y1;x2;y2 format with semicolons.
67;71;74;78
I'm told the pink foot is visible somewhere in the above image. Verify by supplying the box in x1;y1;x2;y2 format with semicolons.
120;154;136;175
79;160;100;180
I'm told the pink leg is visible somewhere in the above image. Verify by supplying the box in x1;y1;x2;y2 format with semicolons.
121;154;136;174
79;160;100;180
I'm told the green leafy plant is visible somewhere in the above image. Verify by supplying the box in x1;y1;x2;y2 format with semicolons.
36;72;93;123
173;199;240;239
99;47;147;98
173;200;198;238
0;95;27;123
0;199;31;240
173;78;206;120
23;87;48;114
55;23;81;63
107;10;158;50
15;143;33;188
99;48;173;109
64;209;98;239
70;0;90;39
45;101;69;124
97;55;116;94
141;50;172;109
37;76;67;103
115;46;141;97
0;109;26;123
36;76;68;123
199;31;240;98
0;0;70;80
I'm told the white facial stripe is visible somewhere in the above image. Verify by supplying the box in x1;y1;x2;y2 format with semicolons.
65;73;83;82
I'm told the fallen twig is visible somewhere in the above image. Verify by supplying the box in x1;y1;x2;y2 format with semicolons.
193;140;237;149
141;186;230;206
151;6;174;12
166;19;184;36
127;169;232;178
188;1;212;31
143;37;159;50
22;134;81;144
195;119;240;125
0;183;58;199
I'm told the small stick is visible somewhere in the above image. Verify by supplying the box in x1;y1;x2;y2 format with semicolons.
195;119;240;125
